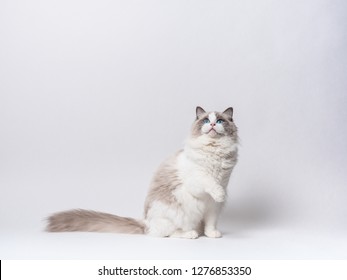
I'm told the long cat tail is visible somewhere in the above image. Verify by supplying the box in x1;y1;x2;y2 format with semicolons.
46;209;146;234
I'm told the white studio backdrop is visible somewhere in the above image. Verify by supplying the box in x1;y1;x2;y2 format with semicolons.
0;0;346;259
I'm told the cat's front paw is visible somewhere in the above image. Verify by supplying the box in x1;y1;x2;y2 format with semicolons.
184;230;199;239
205;229;222;238
209;187;226;202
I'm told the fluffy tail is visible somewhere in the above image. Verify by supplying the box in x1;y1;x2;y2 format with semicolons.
46;209;146;234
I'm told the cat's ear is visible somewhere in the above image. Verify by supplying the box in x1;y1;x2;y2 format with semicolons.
196;106;206;119
223;107;233;120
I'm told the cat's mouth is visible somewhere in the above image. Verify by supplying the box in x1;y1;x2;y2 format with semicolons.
208;128;218;136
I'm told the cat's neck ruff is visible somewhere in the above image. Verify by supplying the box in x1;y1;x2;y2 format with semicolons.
184;134;238;163
186;134;237;152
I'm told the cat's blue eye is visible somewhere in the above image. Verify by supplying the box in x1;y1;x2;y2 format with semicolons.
216;119;224;124
203;118;210;124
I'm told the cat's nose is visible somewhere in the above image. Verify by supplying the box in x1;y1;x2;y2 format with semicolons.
210;123;216;127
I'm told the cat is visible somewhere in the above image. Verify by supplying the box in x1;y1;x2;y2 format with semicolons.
46;106;238;239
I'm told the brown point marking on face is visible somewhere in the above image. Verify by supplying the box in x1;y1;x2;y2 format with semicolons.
191;107;237;138
192;109;210;137
215;111;237;136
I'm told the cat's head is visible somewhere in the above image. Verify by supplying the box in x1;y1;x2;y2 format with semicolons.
192;106;238;139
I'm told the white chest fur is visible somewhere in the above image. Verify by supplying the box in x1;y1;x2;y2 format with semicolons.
178;135;238;188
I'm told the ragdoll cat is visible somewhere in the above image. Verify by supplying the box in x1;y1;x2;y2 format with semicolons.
46;106;238;239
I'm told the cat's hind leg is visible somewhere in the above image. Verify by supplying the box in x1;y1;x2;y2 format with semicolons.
146;219;198;239
170;229;199;239
146;217;176;237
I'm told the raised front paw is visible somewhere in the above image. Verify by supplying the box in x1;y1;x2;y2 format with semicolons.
209;187;226;202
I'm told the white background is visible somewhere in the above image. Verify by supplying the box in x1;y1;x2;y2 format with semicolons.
1;0;346;259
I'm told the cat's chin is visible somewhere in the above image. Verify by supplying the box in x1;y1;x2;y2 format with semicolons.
206;130;223;138
208;130;218;137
